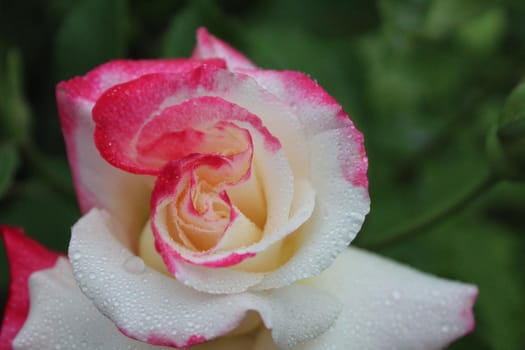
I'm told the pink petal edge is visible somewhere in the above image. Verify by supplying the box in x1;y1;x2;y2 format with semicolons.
239;69;369;190
93;70;281;175
0;227;61;350
462;287;478;334
117;327;207;349
56;58;227;103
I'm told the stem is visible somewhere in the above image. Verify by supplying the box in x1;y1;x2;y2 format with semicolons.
19;142;76;200
364;172;500;251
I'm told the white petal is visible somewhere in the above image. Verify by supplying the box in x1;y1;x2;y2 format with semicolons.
239;70;350;137
56;92;151;249
226;157;267;228
255;128;369;290
296;247;478;350
68;209;341;348
57;60;214;248
161;178;315;294
13;258;253;350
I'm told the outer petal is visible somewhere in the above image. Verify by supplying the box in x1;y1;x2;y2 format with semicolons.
12;258;255;350
0;226;61;349
68;209;341;348
56;59;226;248
57;58;226;104
239;69;368;188
287;247;477;350
192;28;257;70
254;127;369;290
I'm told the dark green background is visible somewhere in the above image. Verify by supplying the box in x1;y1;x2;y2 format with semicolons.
1;1;524;349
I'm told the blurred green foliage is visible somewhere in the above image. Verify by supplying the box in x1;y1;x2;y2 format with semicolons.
1;0;524;349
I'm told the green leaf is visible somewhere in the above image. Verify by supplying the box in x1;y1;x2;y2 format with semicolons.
54;0;129;79
0;49;32;142
0;143;19;199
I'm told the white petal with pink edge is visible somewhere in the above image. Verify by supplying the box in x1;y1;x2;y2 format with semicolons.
277;248;475;350
147;146;314;285
12;258;255;350
69;209;341;348
151;178;315;294
190;29;364;152
253;126;369;291
56;91;152;249
238;70;349;132
92;67;309;179
125;70;368;293
189;30;367;187
57;60;226;248
238;69;369;188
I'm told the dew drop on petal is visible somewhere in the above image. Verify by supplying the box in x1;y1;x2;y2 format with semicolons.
123;256;145;274
71;252;82;261
392;290;401;300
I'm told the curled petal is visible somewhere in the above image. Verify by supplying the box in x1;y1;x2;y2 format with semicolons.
240;69;368;189
146;161;315;294
12;258;255;350
93;64;308;179
151;153;261;268
92;70;287;175
254;127;369;290
57;58;228;203
127;68;369;293
56;59;227;247
69;209;342;348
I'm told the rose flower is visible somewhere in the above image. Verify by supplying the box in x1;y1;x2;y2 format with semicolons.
0;28;477;349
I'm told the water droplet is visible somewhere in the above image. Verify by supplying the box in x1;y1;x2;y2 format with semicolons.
123;256;145;274
392;290;401;300
71;252;81;261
